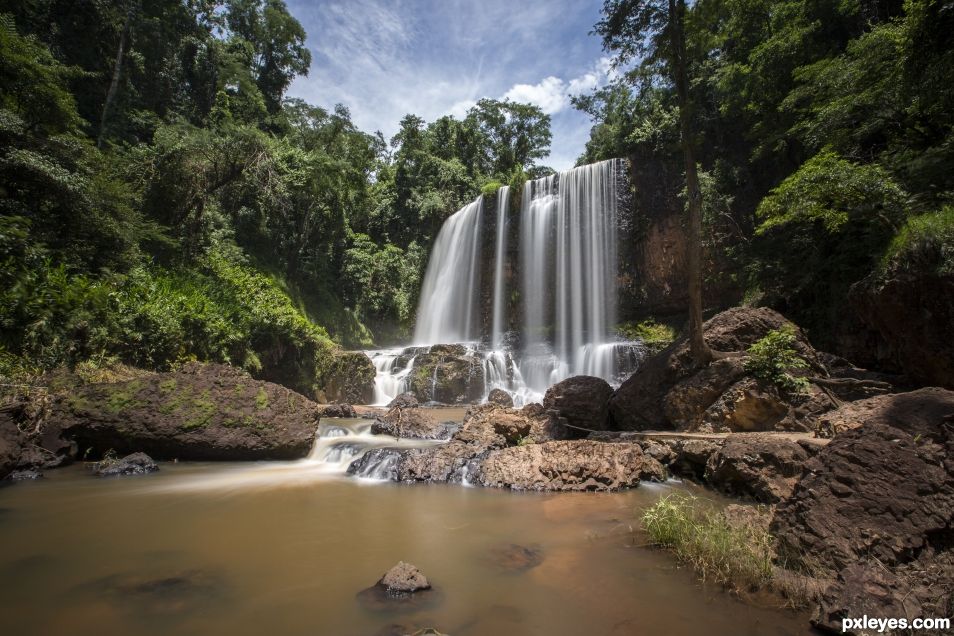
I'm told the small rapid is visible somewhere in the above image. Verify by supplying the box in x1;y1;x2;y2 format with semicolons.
144;418;442;493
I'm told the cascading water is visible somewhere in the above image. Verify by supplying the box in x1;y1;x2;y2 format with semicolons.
412;197;483;345
490;186;510;351
368;158;644;407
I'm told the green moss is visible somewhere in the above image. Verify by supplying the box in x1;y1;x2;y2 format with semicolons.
158;378;177;393
255;386;269;410
480;180;503;196
617;320;677;353
159;384;192;415
234;383;246;398
181;389;216;429
105;380;144;414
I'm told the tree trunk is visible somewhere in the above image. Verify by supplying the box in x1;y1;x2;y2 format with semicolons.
670;0;713;366
97;4;135;148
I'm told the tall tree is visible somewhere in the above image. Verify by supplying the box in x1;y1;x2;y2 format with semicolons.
596;0;713;364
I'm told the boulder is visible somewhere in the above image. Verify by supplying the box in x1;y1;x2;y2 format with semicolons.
371;407;457;440
49;363;320;461
543;376;613;438
90;452;159;477
319;403;357;418
387;392;419;409
609;307;825;431
486;388;514;407
703;435;810;503
815;386;954;438
812;565;922;635
357;562;440;612
472;440;666;492
380;562;431;595
5;469;42;482
323;352;375;404
772;388;954;573
406;346;484;404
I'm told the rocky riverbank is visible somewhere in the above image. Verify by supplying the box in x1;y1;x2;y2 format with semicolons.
2;306;952;635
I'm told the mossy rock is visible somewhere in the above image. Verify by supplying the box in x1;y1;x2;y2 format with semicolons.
49;362;320;460
322;351;375;404
407;350;485;404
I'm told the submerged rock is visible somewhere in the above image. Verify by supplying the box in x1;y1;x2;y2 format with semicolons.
90;452;159;477
473;440;666;492
543;376;613;438
48;362;320;461
83;568;226;615
357;562;440;613
482;543;544;573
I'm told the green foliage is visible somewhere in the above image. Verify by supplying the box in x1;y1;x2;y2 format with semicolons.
641;493;774;589
743;327;810;392
756;150;907;234
882;206;954;276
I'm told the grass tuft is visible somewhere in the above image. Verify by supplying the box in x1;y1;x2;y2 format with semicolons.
641;493;774;590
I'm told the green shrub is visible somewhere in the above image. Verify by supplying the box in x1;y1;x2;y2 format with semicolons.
743;326;810;392
641;493;773;590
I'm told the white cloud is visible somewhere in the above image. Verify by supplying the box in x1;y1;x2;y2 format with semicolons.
502;76;569;114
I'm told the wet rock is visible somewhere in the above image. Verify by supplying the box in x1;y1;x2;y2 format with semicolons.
773;387;954;573
473;440;666;492
357;562;440;613
319;403;357;418
609;307;827;431
371;407;457;440
467;403;567;444
48;362;320;461
406;346;485;404
347;448;406;480
90;452;159;477
380;561;430;595
322;351;375;405
543;376;613;438
5;469;43;482
482;543;543;573
703;435;809;503
486;388;514;407
388;392;420;409
814;386;954;438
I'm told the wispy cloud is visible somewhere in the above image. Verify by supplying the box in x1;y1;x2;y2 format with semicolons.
286;0;609;170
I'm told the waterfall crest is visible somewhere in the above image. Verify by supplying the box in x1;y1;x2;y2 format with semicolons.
412;197;483;344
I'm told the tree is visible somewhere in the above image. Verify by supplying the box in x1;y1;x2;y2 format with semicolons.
465;98;552;177
596;0;713;364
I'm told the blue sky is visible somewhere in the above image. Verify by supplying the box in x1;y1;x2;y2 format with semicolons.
285;0;613;171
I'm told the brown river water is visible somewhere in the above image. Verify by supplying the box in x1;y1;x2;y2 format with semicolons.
0;418;811;636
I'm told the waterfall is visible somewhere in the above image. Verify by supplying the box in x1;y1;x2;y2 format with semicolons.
412;197;483;344
490;186;510;350
371;158;640;407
